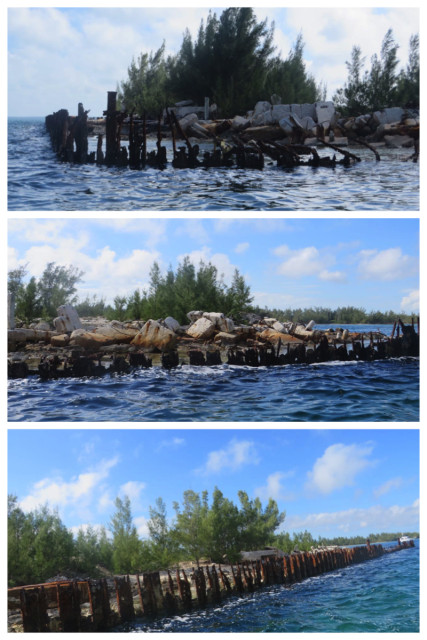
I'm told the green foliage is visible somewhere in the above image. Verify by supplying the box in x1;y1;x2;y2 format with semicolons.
253;304;415;325
119;43;171;117
334;29;419;114
8;262;84;323
109;496;143;574
8;495;74;586
36;262;84;320
74;295;109;318
265;33;319;104
8;490;419;587
102;258;252;325
120;8;317;118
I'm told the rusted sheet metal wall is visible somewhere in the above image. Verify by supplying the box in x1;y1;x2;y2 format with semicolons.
8;541;415;632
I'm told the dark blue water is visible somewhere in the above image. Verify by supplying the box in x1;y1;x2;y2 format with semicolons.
114;541;419;632
8;118;419;210
7;357;419;422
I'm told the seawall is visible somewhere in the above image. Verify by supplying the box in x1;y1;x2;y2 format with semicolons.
8;541;415;632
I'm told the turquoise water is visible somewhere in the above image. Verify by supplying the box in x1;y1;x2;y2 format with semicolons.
8;118;420;210
113;541;419;632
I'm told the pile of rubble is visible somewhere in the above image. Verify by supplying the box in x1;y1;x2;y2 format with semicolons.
7;304;419;379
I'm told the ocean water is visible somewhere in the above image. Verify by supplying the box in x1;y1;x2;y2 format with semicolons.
8;117;419;210
113;541;419;633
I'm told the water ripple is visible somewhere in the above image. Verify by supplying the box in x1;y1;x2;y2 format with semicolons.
8;358;419;422
8;118;419;210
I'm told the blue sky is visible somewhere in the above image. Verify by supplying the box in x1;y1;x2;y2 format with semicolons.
7;6;419;117
8;429;419;539
8;217;419;313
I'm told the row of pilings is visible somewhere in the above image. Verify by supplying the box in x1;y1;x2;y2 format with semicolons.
8;326;419;381
45;92;365;171
8;542;414;632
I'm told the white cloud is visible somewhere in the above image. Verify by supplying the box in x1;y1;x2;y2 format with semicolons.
401;289;419;312
156;437;185;451
235;242;250;254
19;456;119;513
134;516;150;539
255;471;295;502
119;480;146;504
274;245;346;282
176;220;210;244
373;477;403;499
306;443;375;495
197;439;260;475
284;501;419;536
357;248;417;281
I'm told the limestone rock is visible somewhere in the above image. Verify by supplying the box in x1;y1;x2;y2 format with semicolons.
372;107;404;126
164;316;181;332
54;304;82;333
50;334;70;347
186;317;216;340
187;310;204;323
314;101;336;128
131;320;177;351
70;323;139;349
214;331;238;345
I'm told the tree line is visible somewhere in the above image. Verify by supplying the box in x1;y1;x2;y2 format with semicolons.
8;489;285;586
117;8;418;119
8;260;416;326
119;8;321;119
8;490;418;588
333;30;419;115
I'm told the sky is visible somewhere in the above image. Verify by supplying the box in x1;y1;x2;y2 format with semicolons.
8;217;419;313
7;428;419;539
7;5;420;117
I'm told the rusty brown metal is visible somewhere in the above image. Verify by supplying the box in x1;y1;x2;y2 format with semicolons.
210;565;222;602
114;576;135;622
192;567;207;607
87;579;111;630
57;581;81;632
218;565;232;594
176;569;192;611
20;586;50;632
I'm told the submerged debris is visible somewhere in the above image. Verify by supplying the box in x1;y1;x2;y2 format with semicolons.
44;92;419;173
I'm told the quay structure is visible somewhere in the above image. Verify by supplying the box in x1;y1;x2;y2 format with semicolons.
8;540;415;632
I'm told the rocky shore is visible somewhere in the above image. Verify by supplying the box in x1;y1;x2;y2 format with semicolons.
7;305;419;380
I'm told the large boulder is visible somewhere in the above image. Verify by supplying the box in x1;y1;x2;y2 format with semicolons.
69;322;139;349
292;103;317;120
186;317;216;340
51;334;70;347
131;320;177;351
202;312;234;333
372;107;404;126
214;331;238;345
314;101;336;128
187;310;204;323
54;304;82;333
164;316;181;332
178;113;199;132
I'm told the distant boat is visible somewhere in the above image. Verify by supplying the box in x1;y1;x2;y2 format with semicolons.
399;536;412;543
